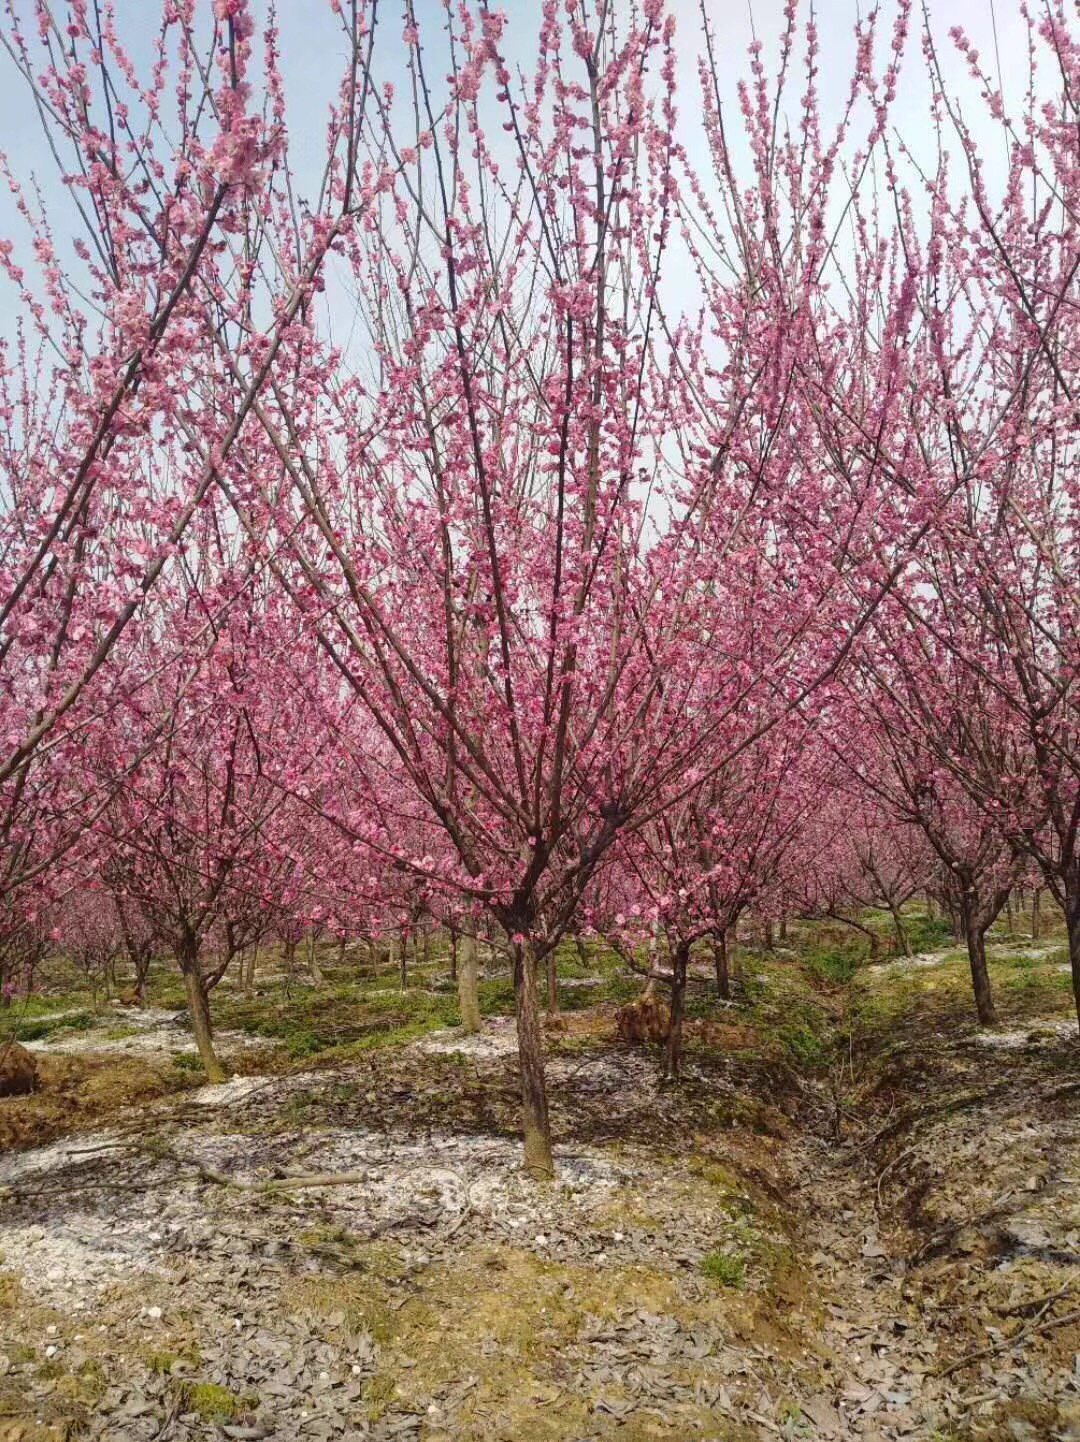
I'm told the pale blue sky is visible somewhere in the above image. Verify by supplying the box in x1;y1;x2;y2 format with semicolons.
0;0;1040;347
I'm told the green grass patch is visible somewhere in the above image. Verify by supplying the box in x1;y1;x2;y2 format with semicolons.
776;1021;830;1070
902;911;954;953
701;1250;745;1287
804;949;858;985
178;1382;255;1423
209;977;463;1058
11;1009;96;1042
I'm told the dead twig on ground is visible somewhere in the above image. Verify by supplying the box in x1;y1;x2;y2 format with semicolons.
875;1144;919;1212
996;1278;1077;1317
938;1305;1080;1379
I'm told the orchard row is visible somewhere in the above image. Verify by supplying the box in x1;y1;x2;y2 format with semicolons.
1;0;1077;1173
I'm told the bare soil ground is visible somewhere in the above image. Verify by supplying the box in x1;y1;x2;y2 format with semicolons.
1;930;1078;1441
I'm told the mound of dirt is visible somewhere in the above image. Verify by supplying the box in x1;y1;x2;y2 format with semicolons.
0;1052;200;1151
615;987;670;1044
0;1042;37;1098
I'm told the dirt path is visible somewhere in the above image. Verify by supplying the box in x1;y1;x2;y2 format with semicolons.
783;1009;1080;1442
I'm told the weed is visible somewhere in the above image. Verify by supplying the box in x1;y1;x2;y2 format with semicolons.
363;1373;398;1419
701;1250;745;1287
178;1382;254;1422
805;949;857;985
147;1351;182;1376
777;1021;829;1070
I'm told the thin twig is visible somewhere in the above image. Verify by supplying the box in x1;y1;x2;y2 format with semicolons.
938;1306;1080;1379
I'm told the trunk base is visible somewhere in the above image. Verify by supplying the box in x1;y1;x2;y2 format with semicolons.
458;934;481;1034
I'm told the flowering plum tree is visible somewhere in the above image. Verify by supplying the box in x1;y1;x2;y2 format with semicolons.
0;0;380;948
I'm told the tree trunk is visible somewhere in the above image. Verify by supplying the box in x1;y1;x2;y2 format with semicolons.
1005;892;1015;938
124;939;151;1005
458;932;481;1033
422;929;431;969
778;915;788;944
1063;872;1080;1037
966;926;997;1026
545;947;559;1014
244;941;258;995
663;942;689;1082
959;893;997;1026
712;931;730;1000
731;931;743;987
178;933;226;1082
448;924;458;982
763;920;775;950
117;903;151;1004
309;935;324;986
399;931;408;991
283;937;297;980
1032;887;1042;941
514;937;553;1178
889;904;912;957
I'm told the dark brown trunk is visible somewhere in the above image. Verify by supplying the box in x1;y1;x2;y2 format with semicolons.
514;936;553;1177
763;920;775;951
178;933;226;1082
959;892;997;1026
778;915;788;944
399;930;408;991
967;926;997;1026
890;905;912;957
1064;874;1080;1036
712;931;730;1000
1032;887;1042;941
663;942;689;1082
283;937;297;979
117;904;151;1003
